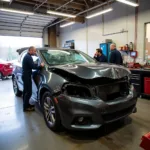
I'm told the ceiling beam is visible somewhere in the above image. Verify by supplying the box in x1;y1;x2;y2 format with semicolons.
71;1;86;6
68;16;85;23
46;0;84;10
55;0;73;10
14;0;79;14
15;0;84;10
44;0;114;29
34;0;47;11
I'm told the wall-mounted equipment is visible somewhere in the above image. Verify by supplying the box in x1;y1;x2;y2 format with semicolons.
100;42;112;62
130;51;138;59
64;40;75;49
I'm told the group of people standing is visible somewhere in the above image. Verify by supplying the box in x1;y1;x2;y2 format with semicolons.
94;43;123;65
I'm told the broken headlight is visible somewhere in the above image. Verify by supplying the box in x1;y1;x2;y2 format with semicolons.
130;84;135;91
129;84;136;97
62;84;93;99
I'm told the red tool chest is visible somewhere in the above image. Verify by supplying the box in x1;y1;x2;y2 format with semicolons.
140;132;150;150
144;77;150;95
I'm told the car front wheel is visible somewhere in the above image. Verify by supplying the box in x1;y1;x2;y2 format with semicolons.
12;78;22;97
0;72;5;80
42;91;61;132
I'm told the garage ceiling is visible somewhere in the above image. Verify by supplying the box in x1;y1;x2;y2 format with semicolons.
0;10;57;37
0;0;109;37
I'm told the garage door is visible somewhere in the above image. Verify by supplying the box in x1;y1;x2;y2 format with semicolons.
0;10;57;38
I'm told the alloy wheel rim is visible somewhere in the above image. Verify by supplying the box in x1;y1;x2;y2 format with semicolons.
44;96;56;126
13;80;17;94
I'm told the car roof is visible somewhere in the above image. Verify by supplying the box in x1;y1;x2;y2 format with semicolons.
16;47;79;55
37;47;79;52
16;47;30;55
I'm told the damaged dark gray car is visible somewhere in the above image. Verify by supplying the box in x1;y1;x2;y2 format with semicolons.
12;48;137;131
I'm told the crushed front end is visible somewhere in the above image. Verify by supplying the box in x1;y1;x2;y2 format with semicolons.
56;76;137;130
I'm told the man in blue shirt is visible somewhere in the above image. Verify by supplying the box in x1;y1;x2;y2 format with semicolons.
109;43;123;65
94;48;107;62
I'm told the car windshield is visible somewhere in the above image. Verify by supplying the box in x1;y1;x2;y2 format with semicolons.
40;49;95;66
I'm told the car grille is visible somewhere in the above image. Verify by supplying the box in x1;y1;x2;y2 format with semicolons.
102;105;135;123
94;80;129;101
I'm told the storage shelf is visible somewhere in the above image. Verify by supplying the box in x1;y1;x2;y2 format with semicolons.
141;93;150;99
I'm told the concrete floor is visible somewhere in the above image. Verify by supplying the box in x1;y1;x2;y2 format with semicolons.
0;80;150;150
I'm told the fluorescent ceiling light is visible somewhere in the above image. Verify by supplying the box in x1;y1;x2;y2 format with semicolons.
60;22;75;28
116;0;139;7
0;8;34;15
86;8;113;19
0;0;11;2
47;10;76;18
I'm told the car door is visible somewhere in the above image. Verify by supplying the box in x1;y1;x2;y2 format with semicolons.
15;51;27;91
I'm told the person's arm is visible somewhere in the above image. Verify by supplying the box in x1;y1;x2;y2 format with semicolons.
104;56;107;62
29;56;41;70
121;55;123;65
109;51;116;63
101;55;107;62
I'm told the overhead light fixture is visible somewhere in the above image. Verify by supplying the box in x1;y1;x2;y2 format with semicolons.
47;10;76;18
116;0;139;7
60;21;75;28
86;8;113;19
0;0;11;2
0;8;34;15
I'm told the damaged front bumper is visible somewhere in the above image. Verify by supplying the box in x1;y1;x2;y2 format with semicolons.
56;94;137;130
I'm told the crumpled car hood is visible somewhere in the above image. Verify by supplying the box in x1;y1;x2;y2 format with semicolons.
50;63;130;80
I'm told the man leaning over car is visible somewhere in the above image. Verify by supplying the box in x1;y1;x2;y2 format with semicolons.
22;46;44;112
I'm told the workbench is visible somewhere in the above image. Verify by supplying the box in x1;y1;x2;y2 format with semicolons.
130;68;150;98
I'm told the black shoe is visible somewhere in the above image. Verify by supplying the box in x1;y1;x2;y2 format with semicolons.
23;107;35;112
29;106;35;111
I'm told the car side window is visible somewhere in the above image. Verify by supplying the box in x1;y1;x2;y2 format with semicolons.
74;53;84;61
20;51;27;63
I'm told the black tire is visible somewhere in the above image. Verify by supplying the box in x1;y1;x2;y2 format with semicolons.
12;78;22;97
42;91;61;132
0;72;5;80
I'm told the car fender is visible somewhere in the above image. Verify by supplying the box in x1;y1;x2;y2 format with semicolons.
38;83;53;104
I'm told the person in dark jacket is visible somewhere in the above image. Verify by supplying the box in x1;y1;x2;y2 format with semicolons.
94;48;107;62
109;43;123;65
22;46;44;112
